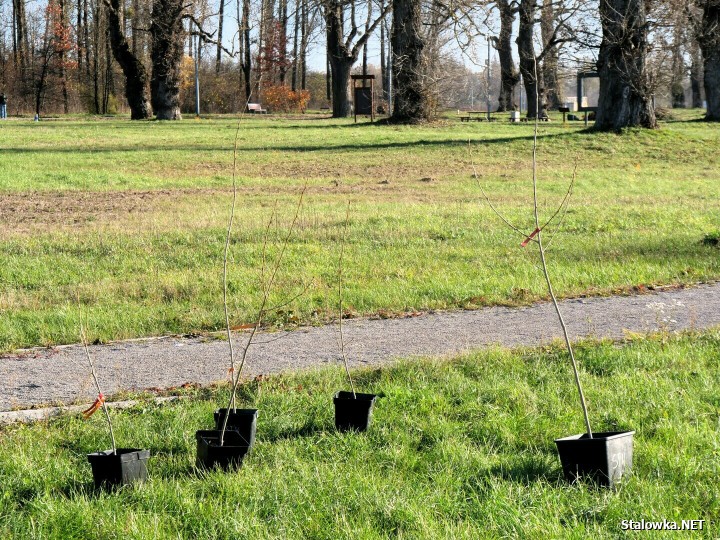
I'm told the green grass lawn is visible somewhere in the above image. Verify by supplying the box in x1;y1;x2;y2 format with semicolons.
1;111;719;351
1;331;718;538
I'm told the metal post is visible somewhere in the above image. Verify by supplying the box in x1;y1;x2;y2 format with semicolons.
487;40;491;121
194;33;201;117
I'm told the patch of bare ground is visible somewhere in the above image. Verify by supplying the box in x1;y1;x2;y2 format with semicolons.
0;189;222;236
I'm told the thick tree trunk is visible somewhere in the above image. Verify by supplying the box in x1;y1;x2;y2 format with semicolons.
300;0;307;89
150;0;184;119
329;55;352;117
698;0;720;120
541;0;563;109
325;3;352;117
496;0;519;111
390;0;429;123
690;41;704;108
595;0;656;130
517;0;546;118
107;0;152;119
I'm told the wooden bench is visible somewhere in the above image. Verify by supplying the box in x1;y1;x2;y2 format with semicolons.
458;111;497;122
247;103;268;114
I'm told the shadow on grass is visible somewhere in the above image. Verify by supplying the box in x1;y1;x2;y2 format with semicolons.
261;419;328;443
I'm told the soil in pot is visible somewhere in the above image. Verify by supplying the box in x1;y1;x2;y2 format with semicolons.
196;430;251;470
333;391;377;432
87;448;150;489
555;430;635;487
213;408;258;448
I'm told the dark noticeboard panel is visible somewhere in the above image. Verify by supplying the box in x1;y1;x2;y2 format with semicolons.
354;87;373;115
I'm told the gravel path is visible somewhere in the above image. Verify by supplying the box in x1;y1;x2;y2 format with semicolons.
2;283;719;412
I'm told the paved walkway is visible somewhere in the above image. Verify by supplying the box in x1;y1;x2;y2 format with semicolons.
2;283;719;411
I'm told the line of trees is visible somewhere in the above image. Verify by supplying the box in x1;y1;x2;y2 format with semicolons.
0;0;717;125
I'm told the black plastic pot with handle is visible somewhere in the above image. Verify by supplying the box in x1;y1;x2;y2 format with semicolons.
213;408;258;448
333;391;377;432
555;430;635;487
87;448;150;489
196;430;251;470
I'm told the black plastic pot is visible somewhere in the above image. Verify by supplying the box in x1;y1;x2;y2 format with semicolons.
86;448;150;489
555;430;635;487
333;391;377;432
213;408;258;448
196;430;251;470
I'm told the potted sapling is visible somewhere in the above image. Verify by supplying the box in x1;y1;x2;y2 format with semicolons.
196;159;308;469
332;202;377;432
475;59;634;487
81;326;150;488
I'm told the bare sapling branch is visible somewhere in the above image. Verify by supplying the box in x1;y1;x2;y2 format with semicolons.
528;56;593;438
80;325;117;454
222;93;257;412
472;58;593;438
219;182;309;446
337;201;357;398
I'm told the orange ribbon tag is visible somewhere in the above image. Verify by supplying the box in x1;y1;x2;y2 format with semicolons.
521;227;541;247
82;393;105;419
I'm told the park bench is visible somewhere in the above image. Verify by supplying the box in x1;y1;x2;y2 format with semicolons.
247;103;268;114
458;111;497;122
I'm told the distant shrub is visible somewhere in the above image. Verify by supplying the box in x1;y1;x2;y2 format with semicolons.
262;85;311;113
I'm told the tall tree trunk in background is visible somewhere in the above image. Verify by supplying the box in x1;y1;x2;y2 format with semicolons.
517;0;546;118
107;0;152;118
670;23;686;108
690;39;704;108
325;54;331;102
595;0;656;129
698;0;720;120
93;0;101;113
390;0;429;123
495;0;519;111
84;0;91;76
242;0;251;101
216;0;225;73
380;3;388;101
279;0;288;84
77;0;84;74
541;0;563;109
59;0;70;113
300;0;307;89
291;0;300;90
13;0;30;72
150;0;185;119
324;2;352;116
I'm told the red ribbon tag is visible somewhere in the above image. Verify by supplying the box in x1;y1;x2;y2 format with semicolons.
82;393;105;419
521;227;541;247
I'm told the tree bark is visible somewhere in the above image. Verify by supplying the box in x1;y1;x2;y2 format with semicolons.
150;0;185;119
517;0;546;118
291;0;300;90
541;0;563;109
216;0;225;73
495;0;519;111
595;0;656;130
690;39;704;108
324;1;353;117
698;0;720;120
390;0;429;123
107;0;152;119
670;23;686;108
380;4;388;102
242;0;252;101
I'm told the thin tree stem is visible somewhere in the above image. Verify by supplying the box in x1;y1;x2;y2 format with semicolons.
81;326;117;453
219;182;308;446
338;201;356;398
223;94;255;412
530;56;593;438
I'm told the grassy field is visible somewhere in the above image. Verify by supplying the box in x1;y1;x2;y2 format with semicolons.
0;331;718;538
1;110;719;351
